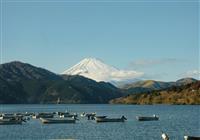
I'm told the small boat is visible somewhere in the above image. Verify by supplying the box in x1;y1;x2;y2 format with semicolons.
32;113;54;119
0;115;23;120
96;116;127;123
0;113;16;118
80;112;96;117
60;113;78;118
81;112;96;120
136;115;159;121
95;116;107;119
184;136;200;140
23;112;35;117
161;132;169;140
0;119;23;125
57;112;70;116
80;112;87;117
0;113;26;122
0;113;15;116
40;118;76;124
0;117;25;125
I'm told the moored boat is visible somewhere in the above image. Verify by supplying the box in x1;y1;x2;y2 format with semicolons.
0;119;22;125
0;118;24;125
0;115;23;120
40;118;76;124
161;132;169;140
81;112;96;120
184;136;200;140
32;113;54;119
95;116;107;119
60;113;78;118
96;116;127;123
136;115;159;121
80;112;96;117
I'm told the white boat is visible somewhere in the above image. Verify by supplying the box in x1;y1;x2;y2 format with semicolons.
32;113;54;119
96;116;127;123
60;113;78;118
80;112;96;117
80;112;96;120
136;115;159;121
0;115;23;120
95;116;107;119
40;118;76;124
0;118;24;125
184;136;200;140
0;119;22;125
161;133;169;140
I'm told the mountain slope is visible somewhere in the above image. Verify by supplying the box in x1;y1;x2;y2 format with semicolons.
0;61;60;81
0;61;123;104
122;80;173;90
176;78;198;85
0;77;27;103
0;61;61;103
110;81;200;105
120;78;197;94
62;58;143;84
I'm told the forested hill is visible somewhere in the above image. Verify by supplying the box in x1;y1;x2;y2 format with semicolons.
0;61;123;104
110;81;200;105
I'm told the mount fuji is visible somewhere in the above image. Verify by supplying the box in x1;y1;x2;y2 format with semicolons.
61;58;143;85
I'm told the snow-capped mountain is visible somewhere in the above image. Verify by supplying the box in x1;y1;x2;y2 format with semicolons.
61;58;143;84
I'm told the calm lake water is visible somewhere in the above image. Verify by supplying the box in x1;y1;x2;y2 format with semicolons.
0;104;199;140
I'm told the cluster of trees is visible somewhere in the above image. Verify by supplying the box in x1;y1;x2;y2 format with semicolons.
110;81;200;105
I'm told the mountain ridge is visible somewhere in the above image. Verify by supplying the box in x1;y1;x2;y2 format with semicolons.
110;81;200;105
0;61;123;104
120;78;198;94
0;61;198;104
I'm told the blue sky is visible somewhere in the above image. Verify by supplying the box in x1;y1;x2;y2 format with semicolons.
0;0;199;81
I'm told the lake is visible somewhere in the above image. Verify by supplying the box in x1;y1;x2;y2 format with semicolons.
0;104;199;140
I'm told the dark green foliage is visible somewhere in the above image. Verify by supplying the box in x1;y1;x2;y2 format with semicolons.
0;78;27;103
0;61;123;104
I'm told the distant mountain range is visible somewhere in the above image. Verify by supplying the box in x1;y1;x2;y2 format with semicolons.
110;81;200;105
62;58;143;85
0;61;198;104
0;61;123;104
120;78;198;94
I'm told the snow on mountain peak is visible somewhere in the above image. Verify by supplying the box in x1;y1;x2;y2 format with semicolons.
61;58;143;82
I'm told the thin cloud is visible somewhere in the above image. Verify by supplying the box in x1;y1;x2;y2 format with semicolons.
110;70;144;81
141;73;168;80
182;69;200;78
130;58;183;68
